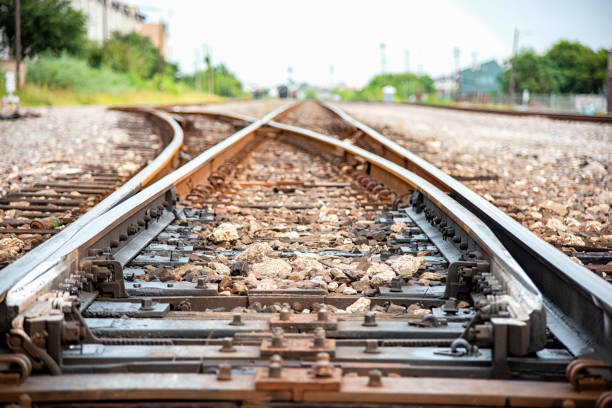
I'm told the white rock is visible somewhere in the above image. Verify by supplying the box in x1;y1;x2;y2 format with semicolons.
346;297;371;313
541;200;567;217
391;221;407;233
327;281;339;292
342;287;357;295
367;262;396;286
210;223;239;242
586;204;609;215
386;255;427;277
545;217;566;233
251;258;292;279
236;242;272;263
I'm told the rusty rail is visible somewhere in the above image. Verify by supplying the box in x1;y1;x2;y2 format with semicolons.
0;109;183;302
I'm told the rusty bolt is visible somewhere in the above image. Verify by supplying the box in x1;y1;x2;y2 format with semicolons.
196;277;207;288
279;307;291;321
317;306;329;322
311;327;326;349
140;298;153;311
217;363;232;381
229;312;244;326
364;339;380;354
271;327;285;348
314;352;333;378
220;337;236;352
367;369;383;387
362;311;378;327
269;354;283;378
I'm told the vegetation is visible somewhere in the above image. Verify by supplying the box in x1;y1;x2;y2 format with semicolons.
502;40;608;94
0;0;86;57
0;0;243;105
178;64;243;97
335;72;434;102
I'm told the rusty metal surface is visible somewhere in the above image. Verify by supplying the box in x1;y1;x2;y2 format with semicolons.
0;109;184;302
1;101;611;406
323;101;612;360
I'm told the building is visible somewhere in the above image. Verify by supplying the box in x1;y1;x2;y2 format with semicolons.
71;1;166;56
70;0;145;43
434;75;458;99
140;23;166;57
458;59;502;98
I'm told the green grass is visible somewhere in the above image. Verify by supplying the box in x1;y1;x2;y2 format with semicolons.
16;85;222;107
3;54;223;107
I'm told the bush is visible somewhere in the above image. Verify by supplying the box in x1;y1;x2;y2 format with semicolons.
26;53;133;93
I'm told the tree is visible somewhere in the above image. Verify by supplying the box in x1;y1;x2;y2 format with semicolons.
546;40;607;93
102;32;160;79
0;0;86;58
501;50;562;94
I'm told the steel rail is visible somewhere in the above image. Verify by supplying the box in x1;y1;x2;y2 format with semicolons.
0;104;605;405
0;372;603;406
5;103;545;354
0;109;183;308
3;103;295;316
346;100;612;123
321;101;612;360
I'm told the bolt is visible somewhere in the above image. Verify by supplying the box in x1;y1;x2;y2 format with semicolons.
367;369;383;387
364;339;380;354
313;352;333;378
311;327;326;349
220;337;236;352
271;327;285;348
133;283;141;288
362;311;378;327
196;277;207;288
389;277;403;292
217;363;232;381
167;282;174;288
279;307;291;321
140;298;153;311
229;312;244;326
269;354;283;378
443;298;458;315
317;306;329;322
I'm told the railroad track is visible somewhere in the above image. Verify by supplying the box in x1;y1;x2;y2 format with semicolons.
0;102;610;406
393;101;612;124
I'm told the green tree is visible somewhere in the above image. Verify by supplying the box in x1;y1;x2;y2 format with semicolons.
0;0;86;58
337;72;434;101
501;50;562;93
546;40;607;93
102;32;160;79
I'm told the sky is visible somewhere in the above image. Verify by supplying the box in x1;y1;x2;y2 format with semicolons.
127;0;612;89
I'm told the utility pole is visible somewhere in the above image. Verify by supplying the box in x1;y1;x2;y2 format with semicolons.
380;43;386;74
194;49;201;92
102;0;108;56
607;50;612;114
472;52;478;103
157;20;164;90
15;0;21;89
404;50;410;72
203;45;214;94
453;47;460;100
508;28;519;105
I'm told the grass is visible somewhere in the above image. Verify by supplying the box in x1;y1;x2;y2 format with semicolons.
3;54;224;107
16;84;223;107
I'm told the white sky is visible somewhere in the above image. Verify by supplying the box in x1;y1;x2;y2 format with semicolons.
127;0;612;88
